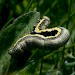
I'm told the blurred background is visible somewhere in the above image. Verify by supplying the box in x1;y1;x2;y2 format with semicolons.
0;0;75;75
0;0;75;29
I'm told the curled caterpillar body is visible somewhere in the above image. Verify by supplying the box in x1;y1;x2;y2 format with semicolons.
9;27;70;57
34;16;50;33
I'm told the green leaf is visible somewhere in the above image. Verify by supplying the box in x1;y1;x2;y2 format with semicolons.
0;11;40;75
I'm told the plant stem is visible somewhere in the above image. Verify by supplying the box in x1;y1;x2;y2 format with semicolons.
39;56;43;75
25;0;34;12
39;50;44;75
67;0;72;29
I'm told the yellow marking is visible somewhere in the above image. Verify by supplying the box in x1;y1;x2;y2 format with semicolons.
35;19;45;31
14;27;61;47
34;27;61;38
14;17;61;47
35;16;50;33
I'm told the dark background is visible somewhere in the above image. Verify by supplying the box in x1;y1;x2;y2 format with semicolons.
0;0;75;75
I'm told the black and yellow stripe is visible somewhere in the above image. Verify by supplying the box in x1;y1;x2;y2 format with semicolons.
9;16;70;57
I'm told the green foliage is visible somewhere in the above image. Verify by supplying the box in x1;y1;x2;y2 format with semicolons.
0;0;75;75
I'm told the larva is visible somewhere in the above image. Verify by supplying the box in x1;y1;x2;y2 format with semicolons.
9;26;70;57
31;16;50;34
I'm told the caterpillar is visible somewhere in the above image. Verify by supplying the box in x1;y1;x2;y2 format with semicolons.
30;16;50;34
9;16;70;57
